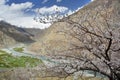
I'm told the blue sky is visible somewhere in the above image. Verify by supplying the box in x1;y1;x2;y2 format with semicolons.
0;0;93;29
7;0;91;10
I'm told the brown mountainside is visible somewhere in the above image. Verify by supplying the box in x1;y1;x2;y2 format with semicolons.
24;28;48;41
29;0;120;54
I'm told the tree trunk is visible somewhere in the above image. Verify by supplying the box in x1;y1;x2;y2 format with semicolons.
109;77;114;80
109;73;120;80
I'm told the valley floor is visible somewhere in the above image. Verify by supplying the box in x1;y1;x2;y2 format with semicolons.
0;45;108;80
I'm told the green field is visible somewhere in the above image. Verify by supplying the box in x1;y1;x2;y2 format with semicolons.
0;50;42;68
0;50;9;55
13;47;24;52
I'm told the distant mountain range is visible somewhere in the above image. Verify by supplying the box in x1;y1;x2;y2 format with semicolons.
0;21;43;48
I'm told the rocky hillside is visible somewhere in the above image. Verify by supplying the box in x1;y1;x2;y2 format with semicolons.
24;28;47;41
29;0;120;54
0;21;34;48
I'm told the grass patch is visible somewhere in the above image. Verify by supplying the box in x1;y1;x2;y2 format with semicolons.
0;50;8;55
0;54;43;68
13;47;24;52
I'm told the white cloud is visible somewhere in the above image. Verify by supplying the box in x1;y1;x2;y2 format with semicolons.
0;0;8;5
9;16;51;29
42;0;49;4
56;0;62;2
0;0;74;29
10;2;33;11
0;0;51;29
42;0;62;3
35;5;68;14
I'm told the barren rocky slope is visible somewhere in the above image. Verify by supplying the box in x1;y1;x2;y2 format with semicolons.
24;28;47;41
29;0;120;54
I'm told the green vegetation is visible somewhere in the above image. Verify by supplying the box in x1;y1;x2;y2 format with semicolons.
0;50;9;55
13;47;24;52
0;50;42;68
